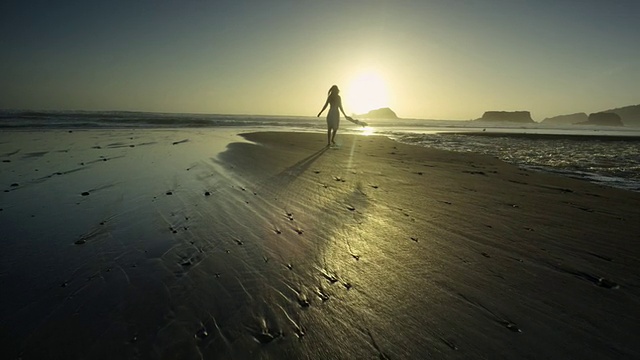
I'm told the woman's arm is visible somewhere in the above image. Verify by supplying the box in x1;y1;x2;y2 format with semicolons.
338;97;353;120
317;98;329;117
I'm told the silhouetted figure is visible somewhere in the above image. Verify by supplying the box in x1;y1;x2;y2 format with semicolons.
317;85;353;146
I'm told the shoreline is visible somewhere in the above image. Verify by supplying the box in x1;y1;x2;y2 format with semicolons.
436;131;640;141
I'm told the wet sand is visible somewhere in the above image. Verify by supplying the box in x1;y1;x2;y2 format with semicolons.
1;129;639;359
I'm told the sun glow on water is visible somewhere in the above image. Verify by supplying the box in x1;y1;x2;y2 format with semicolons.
359;126;375;136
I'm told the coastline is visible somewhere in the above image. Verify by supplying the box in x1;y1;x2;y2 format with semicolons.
1;129;639;359
441;128;640;142
437;131;640;141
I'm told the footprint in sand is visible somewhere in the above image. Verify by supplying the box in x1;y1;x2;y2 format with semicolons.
587;252;613;262
252;328;282;344
545;263;621;289
315;288;330;301
320;271;338;284
463;170;486;176
195;325;208;339
595;278;619;289
297;293;310;308
439;337;459;351
502;321;521;333
458;293;522;334
181;259;193;267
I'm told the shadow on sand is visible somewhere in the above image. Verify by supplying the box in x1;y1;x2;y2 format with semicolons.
276;146;328;180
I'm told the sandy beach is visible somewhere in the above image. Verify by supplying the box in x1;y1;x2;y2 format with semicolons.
1;129;639;359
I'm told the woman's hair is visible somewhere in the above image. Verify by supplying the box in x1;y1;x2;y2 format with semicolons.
328;85;339;97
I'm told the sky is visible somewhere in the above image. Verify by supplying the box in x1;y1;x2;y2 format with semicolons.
1;0;639;121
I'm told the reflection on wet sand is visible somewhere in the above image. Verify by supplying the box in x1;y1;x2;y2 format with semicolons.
1;130;639;359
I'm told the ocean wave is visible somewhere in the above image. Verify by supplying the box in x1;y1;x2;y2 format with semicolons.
0;110;322;129
2;110;639;192
390;132;640;192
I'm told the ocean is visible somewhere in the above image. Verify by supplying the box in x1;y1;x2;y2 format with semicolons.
2;110;639;192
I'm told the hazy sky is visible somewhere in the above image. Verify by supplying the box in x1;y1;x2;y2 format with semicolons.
1;0;639;120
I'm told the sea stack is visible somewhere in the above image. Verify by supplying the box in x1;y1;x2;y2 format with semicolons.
541;113;588;125
577;112;623;126
477;111;535;123
357;107;399;119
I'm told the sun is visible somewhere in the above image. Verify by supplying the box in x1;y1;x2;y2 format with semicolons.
344;71;389;115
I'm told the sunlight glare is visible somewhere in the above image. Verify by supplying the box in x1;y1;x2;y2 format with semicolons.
345;71;389;115
359;126;375;136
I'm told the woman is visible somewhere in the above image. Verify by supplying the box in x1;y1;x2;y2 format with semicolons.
317;85;353;146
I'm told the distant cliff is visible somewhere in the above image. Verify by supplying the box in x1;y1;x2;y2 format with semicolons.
577;112;623;126
476;111;535;123
601;104;640;126
357;107;398;119
542;113;587;125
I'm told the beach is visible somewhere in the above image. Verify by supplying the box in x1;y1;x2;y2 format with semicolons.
1;129;639;359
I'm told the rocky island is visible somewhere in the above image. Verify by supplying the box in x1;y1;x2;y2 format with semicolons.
601;104;640;126
475;111;535;123
356;107;398;119
542;113;588;125
577;112;623;126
